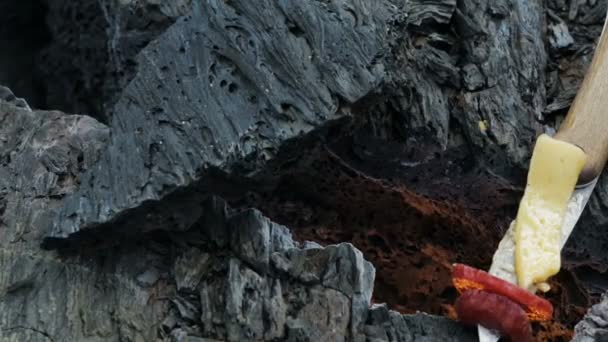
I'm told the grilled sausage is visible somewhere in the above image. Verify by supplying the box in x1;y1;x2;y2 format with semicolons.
455;289;531;342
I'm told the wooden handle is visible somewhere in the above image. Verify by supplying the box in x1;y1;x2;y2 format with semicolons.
555;16;608;184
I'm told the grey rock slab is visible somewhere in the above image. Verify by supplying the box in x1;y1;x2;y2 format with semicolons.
228;208;295;274
0;100;109;250
228;209;272;274
378;0;547;174
548;20;575;50
0;98;173;342
173;248;212;292
0;250;170;342
365;304;476;342
45;0;398;246
276;243;375;301
224;258;267;341
285;286;351;342
453;0;547;169
573;292;608;342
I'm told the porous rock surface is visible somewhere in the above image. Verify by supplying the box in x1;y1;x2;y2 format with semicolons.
44;0;391;244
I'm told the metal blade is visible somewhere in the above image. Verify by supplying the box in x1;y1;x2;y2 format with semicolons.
478;326;500;342
477;177;598;342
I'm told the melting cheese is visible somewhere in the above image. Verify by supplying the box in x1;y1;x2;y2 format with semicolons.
515;134;587;289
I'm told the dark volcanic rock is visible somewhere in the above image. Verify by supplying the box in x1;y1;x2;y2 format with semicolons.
157;197;475;342
44;0;394;245
0;107;472;340
0;99;109;251
396;0;545;170
0;99;112;340
3;0;608;340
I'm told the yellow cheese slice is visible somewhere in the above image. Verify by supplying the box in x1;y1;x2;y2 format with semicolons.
515;134;587;289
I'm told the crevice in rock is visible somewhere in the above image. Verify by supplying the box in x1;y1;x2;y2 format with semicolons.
0;0;52;109
8;0;192;123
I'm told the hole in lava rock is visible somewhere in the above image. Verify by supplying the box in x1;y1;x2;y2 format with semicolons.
286;19;306;38
228;83;238;93
280;103;293;112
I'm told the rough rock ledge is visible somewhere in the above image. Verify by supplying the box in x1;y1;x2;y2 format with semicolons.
0;98;474;340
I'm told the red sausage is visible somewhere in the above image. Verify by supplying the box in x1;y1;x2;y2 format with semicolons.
456;290;532;342
452;263;553;321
